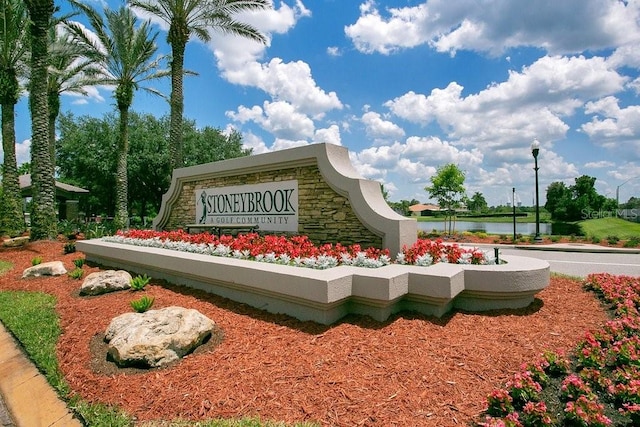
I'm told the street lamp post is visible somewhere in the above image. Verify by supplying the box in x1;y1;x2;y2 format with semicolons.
617;177;639;207
531;140;542;242
512;187;516;242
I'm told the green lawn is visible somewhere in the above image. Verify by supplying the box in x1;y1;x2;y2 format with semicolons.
578;217;640;240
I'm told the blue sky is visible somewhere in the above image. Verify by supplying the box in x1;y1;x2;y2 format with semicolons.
6;0;640;207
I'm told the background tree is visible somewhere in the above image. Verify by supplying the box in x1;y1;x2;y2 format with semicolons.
544;181;571;220
545;176;617;221
128;0;269;172
25;0;57;240
56;112;250;219
68;4;168;230
0;0;29;236
426;163;466;234
387;198;421;216
182;125;251;165
467;191;488;213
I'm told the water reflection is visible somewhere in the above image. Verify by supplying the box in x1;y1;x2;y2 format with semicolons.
417;220;552;235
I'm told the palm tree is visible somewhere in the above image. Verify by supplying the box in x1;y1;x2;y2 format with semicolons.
0;0;29;236
47;25;102;169
68;4;168;230
127;0;269;171
24;0;57;240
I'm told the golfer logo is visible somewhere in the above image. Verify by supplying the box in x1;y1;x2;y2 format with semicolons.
199;191;207;224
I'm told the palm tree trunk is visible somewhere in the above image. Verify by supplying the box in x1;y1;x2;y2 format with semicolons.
25;0;57;240
0;103;26;236
169;41;185;171
115;107;130;230
48;89;60;171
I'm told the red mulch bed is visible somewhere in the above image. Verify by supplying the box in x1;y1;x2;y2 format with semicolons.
0;240;610;426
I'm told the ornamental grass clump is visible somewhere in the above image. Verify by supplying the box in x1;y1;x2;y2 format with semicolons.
67;268;84;280
130;274;151;291
104;229;494;270
130;295;154;313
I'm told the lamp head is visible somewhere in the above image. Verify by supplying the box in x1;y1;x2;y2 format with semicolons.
531;139;540;158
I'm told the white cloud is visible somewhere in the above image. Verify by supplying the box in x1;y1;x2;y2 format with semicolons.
384;55;626;157
313;125;342;146
345;0;640;56
241;132;270;154
582;96;640;158
361;111;405;143
584;160;616;168
261;101;315;140
327;47;341;57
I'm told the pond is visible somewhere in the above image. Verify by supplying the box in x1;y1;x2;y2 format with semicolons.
417;220;552;235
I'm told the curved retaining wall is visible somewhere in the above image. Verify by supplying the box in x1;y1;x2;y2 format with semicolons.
77;240;550;325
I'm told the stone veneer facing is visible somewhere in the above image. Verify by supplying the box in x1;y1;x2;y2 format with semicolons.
153;143;417;256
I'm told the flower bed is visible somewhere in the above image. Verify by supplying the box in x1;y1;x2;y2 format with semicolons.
478;273;640;426
104;229;495;269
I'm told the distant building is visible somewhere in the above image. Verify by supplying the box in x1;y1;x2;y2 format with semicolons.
408;203;442;216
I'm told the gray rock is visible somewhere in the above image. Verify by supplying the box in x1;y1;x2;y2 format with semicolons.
105;306;215;368
3;236;29;248
80;270;132;296
22;261;67;278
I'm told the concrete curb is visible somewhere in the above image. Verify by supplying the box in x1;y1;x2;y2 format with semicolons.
0;323;82;427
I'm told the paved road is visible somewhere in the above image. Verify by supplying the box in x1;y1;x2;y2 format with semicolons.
492;245;640;277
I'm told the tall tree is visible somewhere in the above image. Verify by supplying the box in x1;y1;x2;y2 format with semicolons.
0;0;29;236
426;163;466;235
127;0;269;171
68;4;168;230
47;24;102;170
25;0;57;240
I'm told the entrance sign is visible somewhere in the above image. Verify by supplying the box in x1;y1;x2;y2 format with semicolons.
153;143;417;255
196;181;298;232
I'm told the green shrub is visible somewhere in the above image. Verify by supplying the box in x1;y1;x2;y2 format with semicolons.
130;295;154;313
130;274;151;291
606;235;620;245
73;258;85;268
550;235;561;243
67;268;84;279
31;256;43;266
63;242;76;254
591;236;601;244
476;232;488;239
623;237;640;248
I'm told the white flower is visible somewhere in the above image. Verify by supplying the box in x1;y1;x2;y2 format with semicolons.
340;253;353;265
415;253;433;266
212;244;231;257
396;253;406;264
263;252;278;263
278;253;291;264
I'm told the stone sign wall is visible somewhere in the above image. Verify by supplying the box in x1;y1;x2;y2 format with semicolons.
153;143;417;255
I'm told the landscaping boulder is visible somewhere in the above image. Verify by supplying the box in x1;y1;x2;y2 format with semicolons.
105;306;215;368
3;236;29;248
80;270;132;296
22;261;67;278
